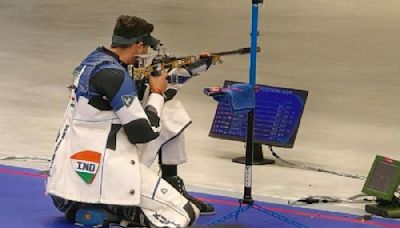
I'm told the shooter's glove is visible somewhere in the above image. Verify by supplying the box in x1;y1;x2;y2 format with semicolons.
199;53;214;69
184;58;212;76
164;57;213;101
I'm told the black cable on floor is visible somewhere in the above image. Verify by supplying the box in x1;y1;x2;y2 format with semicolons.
268;146;367;180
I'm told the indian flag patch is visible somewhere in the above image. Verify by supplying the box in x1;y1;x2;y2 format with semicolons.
70;150;101;184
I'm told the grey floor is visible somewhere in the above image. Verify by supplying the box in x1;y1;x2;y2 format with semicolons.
1;0;400;217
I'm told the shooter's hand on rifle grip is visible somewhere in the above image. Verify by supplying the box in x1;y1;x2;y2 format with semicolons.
149;72;168;95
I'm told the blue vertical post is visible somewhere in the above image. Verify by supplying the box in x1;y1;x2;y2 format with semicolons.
249;1;260;86
242;0;262;204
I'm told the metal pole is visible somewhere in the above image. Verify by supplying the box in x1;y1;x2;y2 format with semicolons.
241;0;262;204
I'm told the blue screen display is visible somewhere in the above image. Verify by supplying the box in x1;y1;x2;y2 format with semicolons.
209;81;308;148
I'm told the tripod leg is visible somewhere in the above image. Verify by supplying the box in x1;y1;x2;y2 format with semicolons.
235;202;244;221
207;204;252;225
253;204;308;228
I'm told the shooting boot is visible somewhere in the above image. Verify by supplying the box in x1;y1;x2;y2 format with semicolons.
107;205;152;227
164;176;215;215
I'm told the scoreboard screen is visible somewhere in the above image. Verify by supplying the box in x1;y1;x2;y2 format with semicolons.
209;80;308;148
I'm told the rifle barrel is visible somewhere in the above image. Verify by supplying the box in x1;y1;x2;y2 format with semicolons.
162;47;261;64
210;46;261;56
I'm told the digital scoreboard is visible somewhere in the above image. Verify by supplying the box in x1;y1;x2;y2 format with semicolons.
209;81;308;148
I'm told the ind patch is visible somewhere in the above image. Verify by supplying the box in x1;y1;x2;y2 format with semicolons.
70;150;101;184
122;95;134;107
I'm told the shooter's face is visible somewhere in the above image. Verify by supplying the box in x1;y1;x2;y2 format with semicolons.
135;42;149;57
130;43;149;65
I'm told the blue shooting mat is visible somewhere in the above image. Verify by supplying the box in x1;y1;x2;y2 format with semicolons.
1;165;400;228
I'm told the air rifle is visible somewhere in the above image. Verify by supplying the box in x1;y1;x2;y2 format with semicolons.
132;46;261;80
